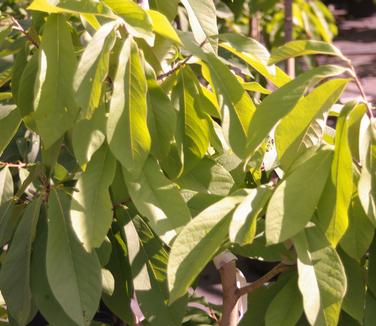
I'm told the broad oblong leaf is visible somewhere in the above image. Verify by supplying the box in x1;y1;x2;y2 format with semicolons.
358;118;376;225
269;40;347;65
317;102;355;246
74;21;117;119
149;0;179;21
180;0;218;53
147;10;181;44
123;157;191;244
124;216;187;326
70;145;116;250
230;186;272;245
168;189;250;302
247;65;348;156
107;36;151;174
276;78;349;170
266;148;333;244
202;54;256;158
0;198;42;326
0;166;13;206
33;14;78;148
0;105;21;156
46;189;102;326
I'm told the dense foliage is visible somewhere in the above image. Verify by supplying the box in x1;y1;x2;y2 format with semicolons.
0;0;375;325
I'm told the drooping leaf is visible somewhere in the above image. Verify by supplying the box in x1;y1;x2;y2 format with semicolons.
219;33;290;87
149;0;179;21
230;186;272;246
173;67;210;170
0;198;42;326
122;157;191;244
103;0;154;44
0;105;21;156
31;211;76;326
247;65;348;156
124;215;187;325
294;226;347;326
72;104;106;167
0;167;13;206
340;194;374;261
107;36;151;175
202;54;256;158
180;0;218;53
358;118;376;226
70;145;116;250
147;10;181;44
46;189;102;326
265;275;303;326
269;40;347;65
266;148;333;244
33;14;78;148
275;78;349;170
317;101;355;246
168;189;250;302
74;21;117;119
176;157;234;196
147;80;177;159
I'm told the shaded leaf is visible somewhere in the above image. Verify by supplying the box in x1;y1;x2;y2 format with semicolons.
0;105;21;156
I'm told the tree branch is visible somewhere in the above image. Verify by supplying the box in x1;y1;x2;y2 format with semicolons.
236;263;292;298
10;16;39;48
284;0;295;77
0;161;34;168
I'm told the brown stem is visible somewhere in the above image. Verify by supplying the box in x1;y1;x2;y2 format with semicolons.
219;260;239;326
0;161;32;168
236;263;291;298
10;16;39;48
347;61;374;118
284;0;295;77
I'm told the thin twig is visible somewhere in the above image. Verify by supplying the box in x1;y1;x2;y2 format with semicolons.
0;161;33;168
157;39;208;81
347;60;374;118
10;16;39;48
236;263;292;298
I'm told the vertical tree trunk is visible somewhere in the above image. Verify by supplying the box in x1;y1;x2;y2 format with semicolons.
284;0;295;77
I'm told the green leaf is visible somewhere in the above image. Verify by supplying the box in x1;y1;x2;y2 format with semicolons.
269;40;347;65
180;0;218;53
11;46;28;104
266;148;333;244
46;189;102;326
123;157;191;244
176;157;234;196
275;78;349;170
294;226;347;326
0;198;42;326
74;21;117;120
31;211;76;326
340;251;366;324
265;275;303;326
124;216;187;325
247;65;349;156
340;195;374;261
149;0;179;21
229;186;272;246
103;0;154;44
107;37;151;175
147;80;177;160
173;67;210;169
72;104;106;167
70;145;116;250
358;118;376;226
33;14;78;148
28;0;114;16
317;102;355;246
102;231;133;324
219;33;291;87
242;82;271;95
0;167;13;206
0;105;21;156
18;52;39;131
202;54;256;158
0;203;24;247
168;189;250;302
147;10;181;44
